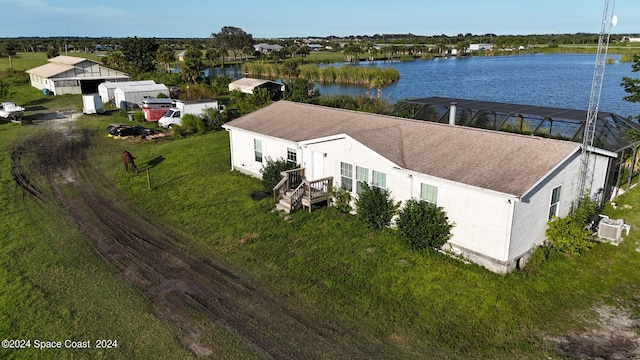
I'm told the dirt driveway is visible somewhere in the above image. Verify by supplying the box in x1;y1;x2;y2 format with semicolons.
10;127;397;359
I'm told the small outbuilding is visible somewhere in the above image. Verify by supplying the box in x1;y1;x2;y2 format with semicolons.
26;55;129;95
114;84;170;110
98;80;157;105
229;77;285;99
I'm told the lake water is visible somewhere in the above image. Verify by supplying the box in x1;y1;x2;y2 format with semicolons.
315;54;640;119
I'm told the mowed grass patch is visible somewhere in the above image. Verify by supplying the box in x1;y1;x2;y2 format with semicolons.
80;117;640;359
0;125;195;359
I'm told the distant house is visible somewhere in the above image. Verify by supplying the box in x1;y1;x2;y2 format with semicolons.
253;43;283;53
222;101;615;274
177;51;186;62
229;77;285;98
306;44;324;51
26;56;128;95
469;44;494;51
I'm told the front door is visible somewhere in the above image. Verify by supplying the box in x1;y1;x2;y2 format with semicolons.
312;151;324;180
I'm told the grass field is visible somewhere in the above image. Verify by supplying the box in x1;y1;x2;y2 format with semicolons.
2;53;640;358
66;116;640;358
0;125;195;359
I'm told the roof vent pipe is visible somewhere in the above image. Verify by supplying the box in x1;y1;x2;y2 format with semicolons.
449;102;457;126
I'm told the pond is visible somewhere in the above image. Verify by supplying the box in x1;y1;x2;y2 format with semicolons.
315;54;640;118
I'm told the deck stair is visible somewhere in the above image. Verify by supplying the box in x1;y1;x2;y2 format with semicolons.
273;168;333;213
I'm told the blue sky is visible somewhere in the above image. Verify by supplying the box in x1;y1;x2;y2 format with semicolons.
1;0;638;38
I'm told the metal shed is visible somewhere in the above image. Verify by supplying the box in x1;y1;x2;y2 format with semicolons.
229;78;285;99
98;80;156;104
114;84;170;110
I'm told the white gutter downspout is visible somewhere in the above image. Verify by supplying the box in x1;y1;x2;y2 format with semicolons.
449;102;457;126
225;128;234;171
504;197;516;263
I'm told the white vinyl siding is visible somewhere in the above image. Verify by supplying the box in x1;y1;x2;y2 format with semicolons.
356;166;369;194
548;186;561;219
340;162;353;191
420;183;438;204
372;170;386;190
254;139;263;162
287;147;297;164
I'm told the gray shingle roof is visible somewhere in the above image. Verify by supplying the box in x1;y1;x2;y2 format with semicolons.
225;101;582;197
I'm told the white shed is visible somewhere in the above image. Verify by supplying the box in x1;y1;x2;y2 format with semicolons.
223;101;616;274
114;84;170;110
229;78;285;95
98;80;156;104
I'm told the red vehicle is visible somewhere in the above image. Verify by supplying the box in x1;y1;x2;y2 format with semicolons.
141;97;174;121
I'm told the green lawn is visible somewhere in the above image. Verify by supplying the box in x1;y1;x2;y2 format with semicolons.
81;117;640;359
2;72;640;358
0;124;194;360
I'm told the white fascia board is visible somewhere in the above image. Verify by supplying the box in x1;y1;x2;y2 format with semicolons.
221;125;299;146
520;146;580;199
298;133;347;147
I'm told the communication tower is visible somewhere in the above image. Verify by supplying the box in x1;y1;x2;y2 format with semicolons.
577;0;617;202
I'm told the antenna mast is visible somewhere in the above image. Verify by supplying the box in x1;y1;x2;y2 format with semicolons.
577;0;617;202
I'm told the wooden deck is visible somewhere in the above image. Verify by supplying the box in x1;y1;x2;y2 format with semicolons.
273;168;333;213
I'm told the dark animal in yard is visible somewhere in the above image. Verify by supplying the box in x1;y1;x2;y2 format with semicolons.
121;150;138;173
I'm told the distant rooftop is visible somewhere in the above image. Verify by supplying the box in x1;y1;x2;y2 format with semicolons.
390;97;640;153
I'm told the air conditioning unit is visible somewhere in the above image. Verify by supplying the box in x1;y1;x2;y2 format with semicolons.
598;217;624;244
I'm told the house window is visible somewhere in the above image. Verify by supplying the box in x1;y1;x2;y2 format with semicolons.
287;148;297;164
372;170;386;190
254;139;263;162
420;183;438;204
340;162;353;191
548;186;561;219
356;166;369;194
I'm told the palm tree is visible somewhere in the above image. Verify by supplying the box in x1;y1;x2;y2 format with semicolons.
296;45;311;58
436;43;449;57
343;43;362;62
156;44;175;73
101;50;125;71
455;41;470;57
182;47;204;84
241;45;253;61
217;46;228;67
369;76;387;99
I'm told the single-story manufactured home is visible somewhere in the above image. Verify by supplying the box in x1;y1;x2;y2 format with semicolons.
229;78;285;98
222;101;616;273
26;55;129;95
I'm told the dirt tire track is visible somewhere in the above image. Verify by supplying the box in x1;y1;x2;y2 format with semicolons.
15;129;396;359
